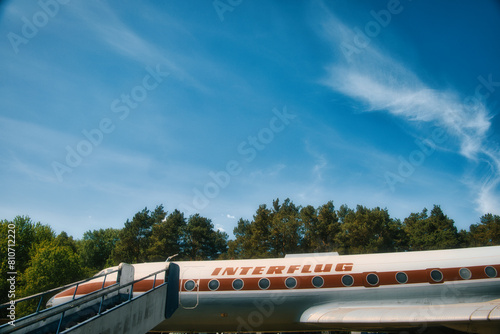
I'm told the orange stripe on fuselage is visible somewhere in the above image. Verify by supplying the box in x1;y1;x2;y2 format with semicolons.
181;263;500;292
56;279;165;297
55;263;500;298
57;281;117;297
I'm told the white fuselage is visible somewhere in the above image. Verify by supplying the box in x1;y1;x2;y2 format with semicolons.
159;246;500;332
51;246;500;333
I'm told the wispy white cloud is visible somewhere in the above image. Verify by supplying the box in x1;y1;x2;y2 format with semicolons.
0;116;73;183
66;3;171;66
325;68;492;161
304;140;328;182
469;149;500;215
215;224;226;233
318;6;500;216
51;1;209;93
249;163;286;179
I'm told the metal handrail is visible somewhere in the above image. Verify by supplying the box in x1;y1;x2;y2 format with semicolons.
59;268;168;334
0;268;120;334
0;268;121;312
0;267;168;334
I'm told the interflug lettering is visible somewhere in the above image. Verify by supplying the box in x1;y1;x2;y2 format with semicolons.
211;263;353;276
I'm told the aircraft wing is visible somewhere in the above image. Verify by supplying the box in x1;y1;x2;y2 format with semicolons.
300;299;500;332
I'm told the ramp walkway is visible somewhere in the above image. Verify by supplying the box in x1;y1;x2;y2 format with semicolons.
0;263;179;334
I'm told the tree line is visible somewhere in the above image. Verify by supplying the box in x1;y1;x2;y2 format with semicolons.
1;199;499;306
228;199;499;257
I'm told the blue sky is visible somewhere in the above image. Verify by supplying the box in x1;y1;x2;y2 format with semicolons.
1;0;499;239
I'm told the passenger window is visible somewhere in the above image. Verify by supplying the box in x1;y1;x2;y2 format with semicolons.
232;279;244;290
366;273;379;286
285;277;297;289
341;275;354;287
208;279;220;291
395;272;408;284
312;276;324;288
258;278;270;290
485;266;497;278
184;280;196;291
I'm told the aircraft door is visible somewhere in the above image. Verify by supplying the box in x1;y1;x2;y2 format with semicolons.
165;263;179;319
179;267;201;309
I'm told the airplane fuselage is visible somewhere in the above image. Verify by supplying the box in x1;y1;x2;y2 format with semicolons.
51;246;500;333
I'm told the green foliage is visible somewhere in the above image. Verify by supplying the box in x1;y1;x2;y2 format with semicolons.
403;205;460;251
2;200;499;311
4;216;55;273
111;205;166;264
55;231;78;253
78;228;120;270
269;198;302;257
19;240;84;296
108;205;228;263
301;201;340;252
228;199;495;259
148;209;186;261
468;213;500;246
227;218;254;258
230;198;340;258
228;199;303;259
250;204;274;257
335;205;405;255
0;216;55;305
16;239;84;316
183;214;228;260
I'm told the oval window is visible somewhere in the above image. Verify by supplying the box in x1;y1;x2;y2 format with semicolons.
366;273;379;286
312;276;324;288
258;278;270;290
459;268;472;280
341;275;354;287
395;272;408;284
208;279;220;291
430;269;443;282
285;277;297;289
184;280;196;291
485;266;497;278
232;278;244;290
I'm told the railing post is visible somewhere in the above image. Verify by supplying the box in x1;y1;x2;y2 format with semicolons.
72;283;79;300
118;263;135;297
128;285;134;301
98;295;105;315
56;310;65;334
36;296;43;313
102;272;108;289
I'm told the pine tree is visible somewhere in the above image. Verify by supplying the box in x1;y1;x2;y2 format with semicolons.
403;205;459;251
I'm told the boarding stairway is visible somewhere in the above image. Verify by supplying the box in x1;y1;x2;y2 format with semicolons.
0;263;179;334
